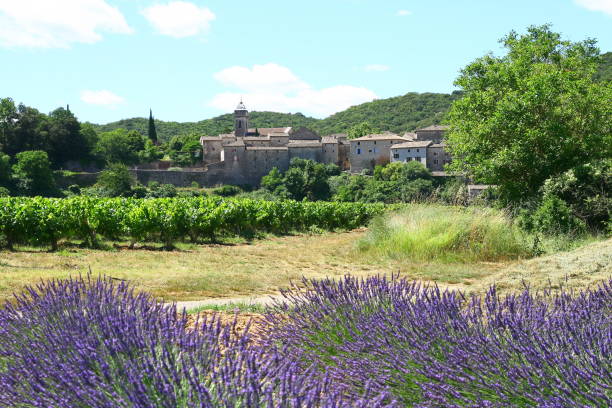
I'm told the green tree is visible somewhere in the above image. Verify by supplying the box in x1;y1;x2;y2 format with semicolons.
0;152;12;191
12;150;58;196
168;134;202;166
95;129;145;165
46;107;88;166
95;163;134;197
261;167;284;192
347;122;380;139
148;109;158;145
2;103;49;156
446;25;612;204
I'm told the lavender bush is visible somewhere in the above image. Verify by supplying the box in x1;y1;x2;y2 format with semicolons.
263;276;611;407
0;276;393;408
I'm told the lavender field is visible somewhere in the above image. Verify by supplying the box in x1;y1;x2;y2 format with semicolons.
0;275;610;407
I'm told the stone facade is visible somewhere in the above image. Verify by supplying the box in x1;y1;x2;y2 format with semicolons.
349;133;411;173
390;141;431;166
390;125;452;172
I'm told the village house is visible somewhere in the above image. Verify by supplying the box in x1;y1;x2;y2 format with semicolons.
348;132;411;173
390;125;452;172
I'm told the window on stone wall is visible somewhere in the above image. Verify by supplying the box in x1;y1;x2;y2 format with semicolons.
434;160;438;164
393;153;399;159
408;149;411;152
433;152;437;156
357;148;361;155
417;149;420;152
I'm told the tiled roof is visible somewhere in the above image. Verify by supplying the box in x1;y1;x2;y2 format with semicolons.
243;137;269;141
248;127;292;135
430;143;446;148
246;146;288;151
224;140;245;147
288;141;322;148
391;141;433;149
417;125;450;131
403;132;417;140
200;136;222;141
350;133;407;142
321;136;339;144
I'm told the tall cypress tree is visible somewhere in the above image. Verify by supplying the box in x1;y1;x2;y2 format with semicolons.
148;109;158;145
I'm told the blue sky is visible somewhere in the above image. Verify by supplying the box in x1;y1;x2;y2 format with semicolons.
1;0;611;124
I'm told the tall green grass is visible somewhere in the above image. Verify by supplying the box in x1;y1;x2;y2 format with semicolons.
358;205;533;263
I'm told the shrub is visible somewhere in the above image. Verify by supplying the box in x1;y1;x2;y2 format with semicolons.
264;275;612;407
0;276;388;407
358;205;532;262
529;195;587;236
0;187;9;197
213;184;242;197
540;160;611;231
95;164;134;197
190;181;200;189
130;184;148;198
148;183;177;198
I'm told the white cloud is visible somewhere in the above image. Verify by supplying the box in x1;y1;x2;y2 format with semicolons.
142;1;215;38
81;90;125;106
364;64;390;72
575;0;612;15
0;0;133;48
396;10;412;16
209;63;377;118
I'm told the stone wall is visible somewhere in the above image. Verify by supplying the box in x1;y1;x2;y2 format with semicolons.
426;146;450;172
322;142;339;166
289;145;322;162
130;168;230;188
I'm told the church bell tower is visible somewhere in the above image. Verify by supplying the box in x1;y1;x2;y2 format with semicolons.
234;100;249;137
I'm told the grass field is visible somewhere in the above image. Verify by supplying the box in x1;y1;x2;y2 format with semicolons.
1;229;610;304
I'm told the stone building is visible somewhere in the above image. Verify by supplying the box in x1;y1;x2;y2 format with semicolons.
389;125;452;172
199;102;349;185
348;132;411;173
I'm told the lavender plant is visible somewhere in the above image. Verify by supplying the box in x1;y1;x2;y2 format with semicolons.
0;276;394;408
263;276;611;407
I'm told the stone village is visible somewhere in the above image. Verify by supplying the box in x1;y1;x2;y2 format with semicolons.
130;101;483;193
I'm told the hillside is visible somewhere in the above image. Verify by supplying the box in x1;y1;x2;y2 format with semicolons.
594;51;612;82
92;91;457;142
91;111;320;142
317;91;460;135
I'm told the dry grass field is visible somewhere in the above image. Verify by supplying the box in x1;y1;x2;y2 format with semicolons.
0;230;610;304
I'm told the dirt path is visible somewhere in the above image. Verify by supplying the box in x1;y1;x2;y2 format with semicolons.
170;294;283;312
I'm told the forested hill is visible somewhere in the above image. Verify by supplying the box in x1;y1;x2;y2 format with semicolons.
317;92;460;135
594;51;612;82
91;111;320;143
92;91;458;142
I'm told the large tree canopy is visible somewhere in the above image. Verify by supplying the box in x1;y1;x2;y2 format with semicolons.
446;25;612;204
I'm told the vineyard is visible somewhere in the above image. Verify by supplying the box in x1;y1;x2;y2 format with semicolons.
0;197;385;250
